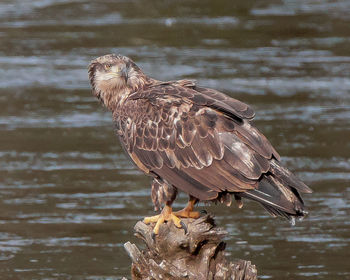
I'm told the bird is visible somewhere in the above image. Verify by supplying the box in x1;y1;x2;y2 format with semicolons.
88;54;312;236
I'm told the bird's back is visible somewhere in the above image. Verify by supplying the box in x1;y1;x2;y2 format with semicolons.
111;80;311;221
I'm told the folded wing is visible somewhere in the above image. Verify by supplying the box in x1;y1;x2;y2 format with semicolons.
116;82;311;218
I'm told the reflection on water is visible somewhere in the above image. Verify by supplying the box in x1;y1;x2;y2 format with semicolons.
0;0;349;279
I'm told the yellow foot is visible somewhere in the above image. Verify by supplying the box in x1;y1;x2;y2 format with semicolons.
173;209;200;219
143;205;187;236
173;196;201;218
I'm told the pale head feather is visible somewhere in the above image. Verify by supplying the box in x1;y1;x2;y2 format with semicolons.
88;54;149;110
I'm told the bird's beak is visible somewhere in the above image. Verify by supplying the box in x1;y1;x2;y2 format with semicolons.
120;66;128;81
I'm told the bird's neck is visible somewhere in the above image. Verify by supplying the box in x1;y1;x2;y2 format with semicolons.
101;88;130;111
128;74;154;92
105;77;154;111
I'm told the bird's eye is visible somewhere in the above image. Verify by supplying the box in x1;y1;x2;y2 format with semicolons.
104;64;111;70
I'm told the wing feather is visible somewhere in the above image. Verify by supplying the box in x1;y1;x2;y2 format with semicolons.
194;86;255;120
118;83;279;201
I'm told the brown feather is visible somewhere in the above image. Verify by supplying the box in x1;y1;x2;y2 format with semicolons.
151;178;177;211
89;54;311;221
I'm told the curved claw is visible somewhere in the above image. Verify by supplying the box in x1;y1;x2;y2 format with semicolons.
180;220;188;235
200;209;207;214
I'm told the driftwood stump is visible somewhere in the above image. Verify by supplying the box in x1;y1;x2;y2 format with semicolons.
124;215;257;280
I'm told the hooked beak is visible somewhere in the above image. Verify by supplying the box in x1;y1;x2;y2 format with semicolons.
120;66;128;81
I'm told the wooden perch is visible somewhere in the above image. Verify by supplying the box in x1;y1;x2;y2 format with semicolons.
124;215;257;280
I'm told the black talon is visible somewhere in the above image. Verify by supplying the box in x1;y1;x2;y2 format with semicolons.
180;221;188;235
200;209;207;214
151;232;156;241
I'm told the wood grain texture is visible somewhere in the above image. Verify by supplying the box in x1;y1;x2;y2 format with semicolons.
124;215;257;280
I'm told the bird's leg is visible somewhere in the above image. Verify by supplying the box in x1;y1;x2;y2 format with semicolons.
144;201;185;235
143;196;201;236
173;196;200;218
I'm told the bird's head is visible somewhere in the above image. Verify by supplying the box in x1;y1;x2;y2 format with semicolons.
88;54;148;109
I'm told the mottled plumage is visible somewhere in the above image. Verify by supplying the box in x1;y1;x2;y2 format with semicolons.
88;54;312;227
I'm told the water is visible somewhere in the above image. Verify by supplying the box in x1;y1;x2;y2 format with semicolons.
1;1;349;279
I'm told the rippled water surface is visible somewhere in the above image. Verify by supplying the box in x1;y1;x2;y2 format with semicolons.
1;1;349;279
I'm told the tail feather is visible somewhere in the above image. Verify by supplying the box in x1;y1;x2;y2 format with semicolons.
270;159;312;194
261;204;291;219
239;160;311;220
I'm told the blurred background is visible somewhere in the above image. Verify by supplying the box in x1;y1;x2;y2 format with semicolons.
0;0;349;279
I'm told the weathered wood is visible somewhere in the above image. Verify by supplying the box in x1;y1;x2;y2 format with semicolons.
124;215;257;280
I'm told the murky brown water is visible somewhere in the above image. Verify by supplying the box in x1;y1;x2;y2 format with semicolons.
0;0;349;279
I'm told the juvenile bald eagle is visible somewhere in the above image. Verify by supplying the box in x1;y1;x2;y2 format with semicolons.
88;54;312;235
